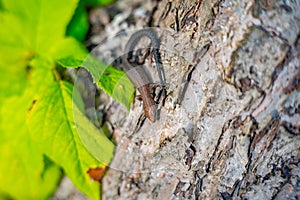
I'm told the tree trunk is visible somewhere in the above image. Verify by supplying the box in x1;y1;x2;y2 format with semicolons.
94;0;300;199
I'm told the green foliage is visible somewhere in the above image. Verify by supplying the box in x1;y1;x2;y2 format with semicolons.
67;0;115;41
0;0;131;199
0;91;61;199
97;66;135;110
67;2;89;42
84;0;115;6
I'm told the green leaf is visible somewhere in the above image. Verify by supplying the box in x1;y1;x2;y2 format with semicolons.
57;53;135;110
67;0;117;42
0;93;61;199
67;4;89;42
79;55;135;110
27;81;114;199
0;56;28;99
97;67;135;110
53;37;89;67
0;0;122;198
58;57;86;68
82;55;108;81
51;37;88;60
83;0;115;6
0;62;59;199
66;0;117;43
73;88;114;164
0;0;81;99
0;12;33;98
52;37;88;68
1;0;79;54
56;50;135;110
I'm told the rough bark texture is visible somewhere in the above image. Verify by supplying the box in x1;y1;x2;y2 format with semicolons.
89;0;300;199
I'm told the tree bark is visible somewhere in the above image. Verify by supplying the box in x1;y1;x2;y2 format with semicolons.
95;0;300;199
